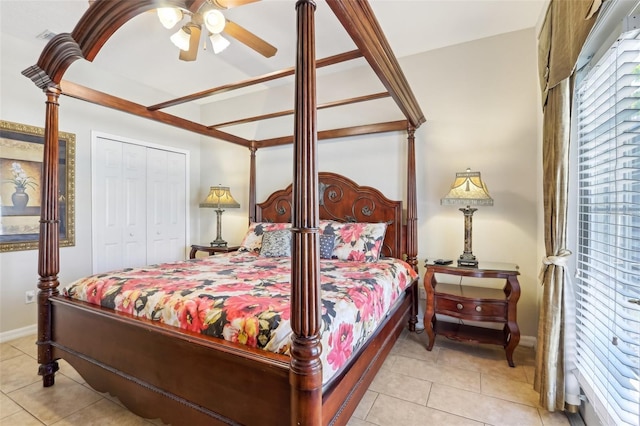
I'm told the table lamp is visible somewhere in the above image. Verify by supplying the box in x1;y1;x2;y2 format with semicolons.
200;185;240;247
441;168;493;267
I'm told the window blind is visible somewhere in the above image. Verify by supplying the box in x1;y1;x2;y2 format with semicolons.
576;28;640;426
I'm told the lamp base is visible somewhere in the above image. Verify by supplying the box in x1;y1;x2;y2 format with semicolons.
210;239;228;248
457;253;478;267
458;206;478;267
210;208;227;248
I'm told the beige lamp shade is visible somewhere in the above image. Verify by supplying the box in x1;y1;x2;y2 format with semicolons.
441;168;493;207
200;186;240;209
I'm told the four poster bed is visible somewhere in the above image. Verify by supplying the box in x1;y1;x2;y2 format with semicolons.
23;0;425;425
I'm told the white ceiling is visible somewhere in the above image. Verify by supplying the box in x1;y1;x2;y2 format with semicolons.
0;0;548;105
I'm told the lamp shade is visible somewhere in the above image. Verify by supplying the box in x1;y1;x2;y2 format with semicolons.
170;26;191;51
203;9;226;34
441;168;493;207
209;33;230;54
157;8;183;29
200;186;240;209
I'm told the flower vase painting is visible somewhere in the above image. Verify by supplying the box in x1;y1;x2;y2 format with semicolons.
0;120;75;252
5;161;39;212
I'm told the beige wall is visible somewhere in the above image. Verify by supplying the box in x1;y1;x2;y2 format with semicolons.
1;28;542;341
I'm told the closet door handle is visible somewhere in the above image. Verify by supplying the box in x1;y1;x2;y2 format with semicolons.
629;299;640;305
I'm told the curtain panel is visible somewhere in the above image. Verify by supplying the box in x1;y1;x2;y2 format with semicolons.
535;0;600;412
535;77;572;411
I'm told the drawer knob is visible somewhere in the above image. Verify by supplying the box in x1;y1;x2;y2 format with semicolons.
475;306;482;312
456;303;463;310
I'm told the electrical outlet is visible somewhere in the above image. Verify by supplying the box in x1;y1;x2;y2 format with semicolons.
418;285;426;300
25;290;35;304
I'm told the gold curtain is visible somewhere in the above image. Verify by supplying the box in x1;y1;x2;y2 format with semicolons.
538;0;602;105
535;0;601;412
535;77;571;411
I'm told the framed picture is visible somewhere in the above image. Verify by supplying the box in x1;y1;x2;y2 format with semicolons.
0;120;75;252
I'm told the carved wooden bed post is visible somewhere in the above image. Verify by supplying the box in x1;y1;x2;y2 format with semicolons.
290;0;322;424
36;85;63;387
23;30;85;388
248;145;257;224
406;125;418;331
406;125;417;271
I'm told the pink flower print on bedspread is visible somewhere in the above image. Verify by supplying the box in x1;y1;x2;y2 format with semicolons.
224;294;290;321
175;297;217;333
346;285;377;322
327;322;354;370
223;317;260;346
115;290;143;315
83;279;111;306
219;293;291;349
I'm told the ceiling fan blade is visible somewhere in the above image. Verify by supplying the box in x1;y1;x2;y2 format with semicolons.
211;0;260;9
223;20;277;58
179;25;202;62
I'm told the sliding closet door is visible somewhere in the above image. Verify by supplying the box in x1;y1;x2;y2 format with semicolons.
146;149;186;265
93;134;187;273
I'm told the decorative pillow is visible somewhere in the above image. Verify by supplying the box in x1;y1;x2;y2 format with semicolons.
321;221;387;262
238;222;292;253
259;230;292;257
319;219;338;233
319;234;335;259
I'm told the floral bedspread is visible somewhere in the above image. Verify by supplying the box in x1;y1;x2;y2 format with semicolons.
64;252;417;383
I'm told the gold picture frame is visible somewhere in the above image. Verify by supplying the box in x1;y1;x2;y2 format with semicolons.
0;120;75;252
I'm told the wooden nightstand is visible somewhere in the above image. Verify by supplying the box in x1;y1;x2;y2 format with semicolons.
424;261;521;367
189;244;240;259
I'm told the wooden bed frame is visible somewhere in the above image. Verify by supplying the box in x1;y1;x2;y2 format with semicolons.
23;1;425;424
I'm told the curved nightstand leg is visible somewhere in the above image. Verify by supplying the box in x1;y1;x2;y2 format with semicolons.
425;315;436;351
503;323;520;368
424;270;437;351
408;282;418;332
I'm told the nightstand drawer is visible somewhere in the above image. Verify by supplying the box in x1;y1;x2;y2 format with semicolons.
435;296;507;322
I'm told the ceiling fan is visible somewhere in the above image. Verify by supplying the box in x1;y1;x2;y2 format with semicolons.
157;0;278;61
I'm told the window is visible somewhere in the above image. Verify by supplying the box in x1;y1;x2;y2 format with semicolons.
575;28;640;426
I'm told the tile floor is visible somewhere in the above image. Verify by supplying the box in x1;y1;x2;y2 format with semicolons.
0;330;570;426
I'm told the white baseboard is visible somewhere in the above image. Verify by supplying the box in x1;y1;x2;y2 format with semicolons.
0;324;37;343
520;335;537;348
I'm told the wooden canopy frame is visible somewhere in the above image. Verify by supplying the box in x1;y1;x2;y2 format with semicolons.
23;1;425;424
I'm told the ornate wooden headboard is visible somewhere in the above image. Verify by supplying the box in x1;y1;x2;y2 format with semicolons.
256;172;404;259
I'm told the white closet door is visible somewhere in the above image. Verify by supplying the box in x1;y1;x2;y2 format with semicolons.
93;134;188;273
94;138;146;272
146;149;186;265
122;143;147;268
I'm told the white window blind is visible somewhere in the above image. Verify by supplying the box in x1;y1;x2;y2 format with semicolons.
576;28;640;426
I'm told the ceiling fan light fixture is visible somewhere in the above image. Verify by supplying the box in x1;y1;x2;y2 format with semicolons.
203;10;226;34
157;7;183;29
209;33;230;54
171;26;191;51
